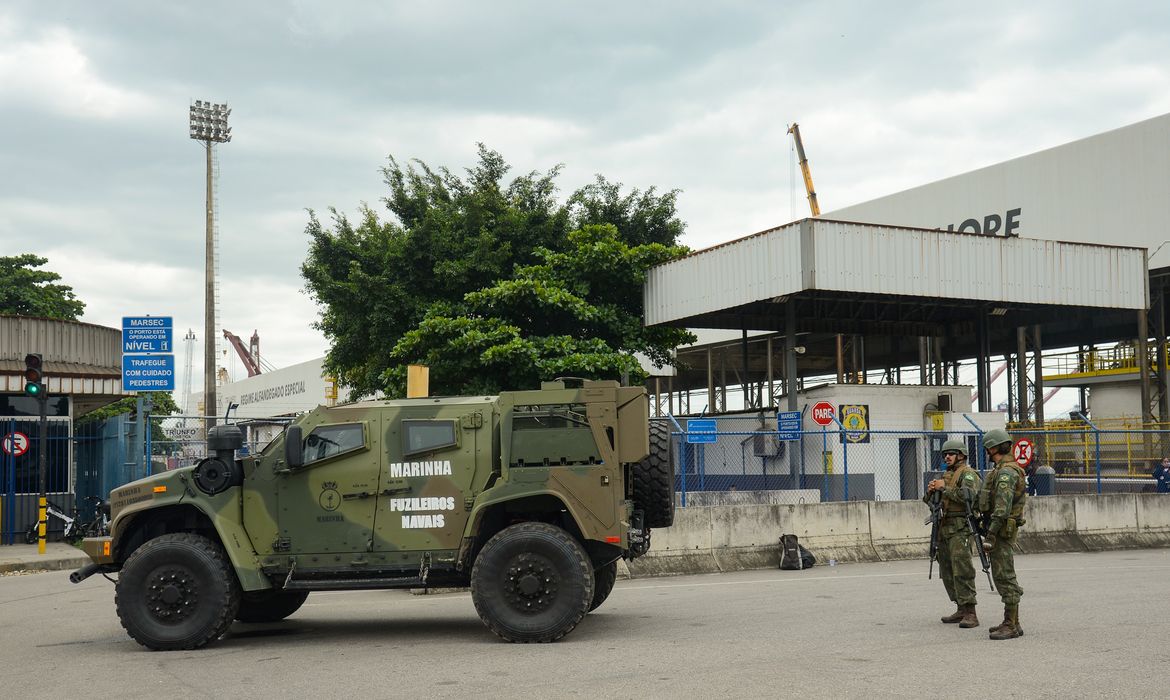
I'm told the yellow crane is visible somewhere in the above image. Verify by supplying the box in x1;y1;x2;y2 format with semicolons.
787;123;820;216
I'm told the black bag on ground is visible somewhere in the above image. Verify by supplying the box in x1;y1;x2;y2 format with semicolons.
779;533;816;570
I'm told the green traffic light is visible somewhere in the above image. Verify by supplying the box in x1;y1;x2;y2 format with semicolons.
25;382;41;396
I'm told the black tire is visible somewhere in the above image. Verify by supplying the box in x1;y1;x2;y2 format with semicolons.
632;420;675;528
236;589;310;623
471;522;594;643
588;561;617;612
115;533;241;651
23;522;37;545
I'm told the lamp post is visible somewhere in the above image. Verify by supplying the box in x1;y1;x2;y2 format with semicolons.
189;100;231;428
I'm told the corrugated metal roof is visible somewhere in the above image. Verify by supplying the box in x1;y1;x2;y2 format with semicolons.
644;219;1148;326
0;315;121;369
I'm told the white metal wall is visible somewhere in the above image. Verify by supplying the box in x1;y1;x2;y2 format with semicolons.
644;222;803;325
826;113;1170;266
645;220;1147;326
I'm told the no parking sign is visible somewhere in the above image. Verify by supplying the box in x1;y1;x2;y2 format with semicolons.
2;431;30;457
1013;438;1034;467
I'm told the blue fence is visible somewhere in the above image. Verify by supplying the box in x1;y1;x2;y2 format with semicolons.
1;417;112;544
657;416;1167;506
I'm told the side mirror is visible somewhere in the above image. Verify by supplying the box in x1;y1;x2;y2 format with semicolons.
284;425;304;469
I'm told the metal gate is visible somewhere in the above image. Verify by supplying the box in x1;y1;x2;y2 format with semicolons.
1;417;110;545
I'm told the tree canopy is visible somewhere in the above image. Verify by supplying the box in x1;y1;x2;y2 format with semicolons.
0;254;86;320
302;145;694;399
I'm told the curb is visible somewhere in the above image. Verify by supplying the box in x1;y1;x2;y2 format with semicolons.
0;556;91;575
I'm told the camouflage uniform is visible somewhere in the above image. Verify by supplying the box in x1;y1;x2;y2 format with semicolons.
924;456;981;622
979;452;1027;638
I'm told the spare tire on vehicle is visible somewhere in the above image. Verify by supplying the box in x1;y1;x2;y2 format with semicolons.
632;420;675;528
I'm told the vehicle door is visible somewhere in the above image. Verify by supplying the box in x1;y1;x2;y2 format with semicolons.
372;406;491;554
275;413;381;555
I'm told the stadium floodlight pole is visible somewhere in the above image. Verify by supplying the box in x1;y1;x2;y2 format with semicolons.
189;100;231;429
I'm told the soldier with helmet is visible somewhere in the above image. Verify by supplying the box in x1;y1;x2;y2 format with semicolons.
978;428;1027;640
924;438;982;628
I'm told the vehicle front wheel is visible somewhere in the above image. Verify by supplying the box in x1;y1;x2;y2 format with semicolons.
115;533;240;650
588;561;617;612
236;589;310;623
471;522;594;643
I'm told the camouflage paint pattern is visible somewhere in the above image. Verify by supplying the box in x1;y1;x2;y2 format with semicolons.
979;458;1026;605
81;380;651;593
924;459;981;606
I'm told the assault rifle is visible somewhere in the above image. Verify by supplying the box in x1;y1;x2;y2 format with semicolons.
964;494;995;591
925;490;942;579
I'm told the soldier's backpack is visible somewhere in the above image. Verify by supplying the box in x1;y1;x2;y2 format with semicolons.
779;533;816;570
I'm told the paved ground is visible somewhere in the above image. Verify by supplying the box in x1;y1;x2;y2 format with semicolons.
1;548;1167;698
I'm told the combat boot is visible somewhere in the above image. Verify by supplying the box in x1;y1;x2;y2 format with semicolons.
989;605;1022;640
988;606;1011;635
958;605;979;628
940;605;964;623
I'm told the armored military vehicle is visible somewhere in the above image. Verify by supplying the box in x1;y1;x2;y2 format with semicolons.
71;379;673;650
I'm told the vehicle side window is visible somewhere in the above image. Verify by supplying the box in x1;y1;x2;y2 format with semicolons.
304;423;365;465
403;420;457;456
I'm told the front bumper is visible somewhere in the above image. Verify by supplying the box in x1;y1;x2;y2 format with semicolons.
80;536;115;566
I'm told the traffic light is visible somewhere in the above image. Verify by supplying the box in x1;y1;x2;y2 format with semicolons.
24;353;45;397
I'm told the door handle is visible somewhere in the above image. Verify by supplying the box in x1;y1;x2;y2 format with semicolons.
381;485;411;496
342;491;372;500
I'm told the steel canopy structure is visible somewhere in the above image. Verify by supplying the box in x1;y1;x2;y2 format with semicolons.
642;218;1149;418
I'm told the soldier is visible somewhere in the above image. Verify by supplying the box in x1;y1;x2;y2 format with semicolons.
978;428;1027;640
925;438;982;628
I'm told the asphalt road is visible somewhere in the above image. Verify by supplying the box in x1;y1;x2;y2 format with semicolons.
2;549;1168;699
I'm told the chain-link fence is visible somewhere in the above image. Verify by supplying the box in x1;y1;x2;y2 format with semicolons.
661;416;1165;505
148;415;291;471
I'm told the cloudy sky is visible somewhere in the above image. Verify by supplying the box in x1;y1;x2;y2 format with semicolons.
2;1;1169;402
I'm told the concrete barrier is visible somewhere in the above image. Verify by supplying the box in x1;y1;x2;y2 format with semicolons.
870;500;930;561
1017;496;1081;553
622;493;1170;579
1136;493;1170;534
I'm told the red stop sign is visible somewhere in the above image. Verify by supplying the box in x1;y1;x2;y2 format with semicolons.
812;401;835;426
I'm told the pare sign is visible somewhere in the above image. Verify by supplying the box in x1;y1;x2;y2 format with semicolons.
811;402;835;426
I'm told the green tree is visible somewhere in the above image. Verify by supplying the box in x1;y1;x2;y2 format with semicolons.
302;145;688;399
386;225;694;396
0;254;86;320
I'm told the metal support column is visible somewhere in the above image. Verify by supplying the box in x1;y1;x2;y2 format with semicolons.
1138;310;1153;425
785;303;798;411
766;337;774;408
1016;329;1029;424
1032;325;1045;427
706;348;715;413
976;312;990;412
919;337;928;385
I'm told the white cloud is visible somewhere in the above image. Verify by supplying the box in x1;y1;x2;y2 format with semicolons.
0;23;161;120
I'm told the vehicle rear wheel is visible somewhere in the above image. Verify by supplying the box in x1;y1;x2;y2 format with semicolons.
115;533;240;650
588;561;617;612
471;522;594;643
236;589;310;623
632;420;675;528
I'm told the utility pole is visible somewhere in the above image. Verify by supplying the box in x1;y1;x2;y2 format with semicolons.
189;101;232;429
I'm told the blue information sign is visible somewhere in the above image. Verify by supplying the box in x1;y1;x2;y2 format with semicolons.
122;316;174;391
777;410;802;441
122;354;176;391
686;418;717;444
122;315;174;353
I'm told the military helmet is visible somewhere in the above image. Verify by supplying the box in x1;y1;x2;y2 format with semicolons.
941;439;967;456
982;428;1013;450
